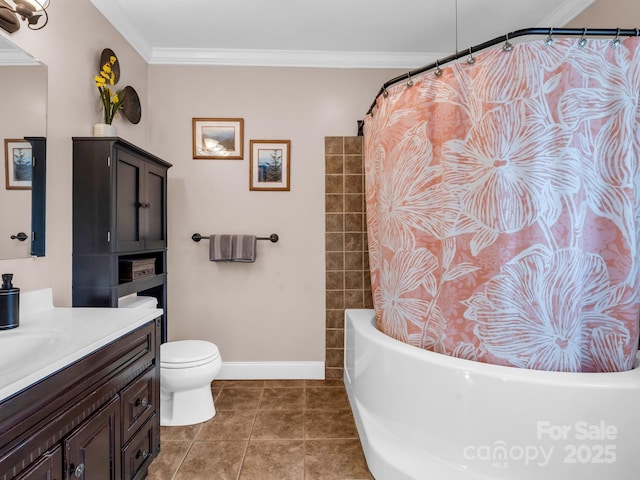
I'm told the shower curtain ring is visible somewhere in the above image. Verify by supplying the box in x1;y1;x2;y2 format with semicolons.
406;72;414;87
544;28;554;47
434;61;442;77
502;33;513;52
578;28;587;48
467;47;476;64
611;28;621;48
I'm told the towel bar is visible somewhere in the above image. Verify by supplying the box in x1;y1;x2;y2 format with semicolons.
191;233;279;243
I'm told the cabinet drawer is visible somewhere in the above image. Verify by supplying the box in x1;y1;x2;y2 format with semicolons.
13;445;61;480
122;415;155;480
121;366;155;444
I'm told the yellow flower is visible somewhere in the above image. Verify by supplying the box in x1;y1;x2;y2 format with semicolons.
94;51;125;125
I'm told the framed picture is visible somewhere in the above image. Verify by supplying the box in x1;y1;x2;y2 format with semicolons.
250;140;291;191
4;139;32;190
192;117;244;159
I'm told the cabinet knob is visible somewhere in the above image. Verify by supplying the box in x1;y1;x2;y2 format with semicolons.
135;397;149;408
136;449;150;459
72;463;85;478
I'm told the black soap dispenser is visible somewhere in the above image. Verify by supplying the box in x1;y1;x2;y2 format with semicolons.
0;273;19;330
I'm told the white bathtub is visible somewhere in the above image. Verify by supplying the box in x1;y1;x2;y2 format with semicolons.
344;309;640;480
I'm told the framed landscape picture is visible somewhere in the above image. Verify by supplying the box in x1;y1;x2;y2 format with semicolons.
4;139;32;190
249;140;290;191
192;118;244;159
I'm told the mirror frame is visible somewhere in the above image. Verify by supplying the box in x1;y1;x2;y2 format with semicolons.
26;136;45;256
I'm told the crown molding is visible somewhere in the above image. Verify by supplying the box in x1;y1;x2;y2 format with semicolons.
148;47;441;69
88;0;153;61
0;49;40;65
542;0;597;27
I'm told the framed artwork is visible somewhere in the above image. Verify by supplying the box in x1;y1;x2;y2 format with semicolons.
249;140;291;191
4;139;32;190
192;117;244;159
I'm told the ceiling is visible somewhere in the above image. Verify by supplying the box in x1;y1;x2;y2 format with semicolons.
88;0;595;69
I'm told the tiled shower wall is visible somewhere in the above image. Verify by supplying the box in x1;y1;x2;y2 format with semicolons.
324;136;373;380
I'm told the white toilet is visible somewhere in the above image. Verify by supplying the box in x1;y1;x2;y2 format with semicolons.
119;295;223;426
159;339;222;426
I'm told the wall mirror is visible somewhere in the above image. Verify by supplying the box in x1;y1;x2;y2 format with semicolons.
0;35;47;259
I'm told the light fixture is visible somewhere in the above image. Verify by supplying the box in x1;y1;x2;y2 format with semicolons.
0;0;49;33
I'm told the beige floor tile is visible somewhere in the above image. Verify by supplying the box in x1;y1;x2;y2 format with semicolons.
258;387;305;410
305;386;351;410
146;440;191;480
304;439;370;480
239;440;304;480
174;441;247;480
215;387;263;410
305;410;358;439
251;410;304;440
196;410;256;440
160;423;203;442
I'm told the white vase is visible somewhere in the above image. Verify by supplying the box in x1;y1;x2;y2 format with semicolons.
93;123;117;137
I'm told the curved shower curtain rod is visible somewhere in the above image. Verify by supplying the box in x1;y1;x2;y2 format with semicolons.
365;27;640;116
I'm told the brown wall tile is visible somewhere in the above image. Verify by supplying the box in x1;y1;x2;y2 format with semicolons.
344;194;363;213
344;156;363;174
344;290;364;309
326;290;344;310
344;175;363;194
326;271;344;290
325;137;344;155
344;233;363;252
325;194;344;213
326;252;344;271
344;271;363;290
325;156;344;174
325;214;343;233
324;136;370;380
326;329;344;349
344;137;363;154
325;175;343;194
325;233;344;252
344;213;363;232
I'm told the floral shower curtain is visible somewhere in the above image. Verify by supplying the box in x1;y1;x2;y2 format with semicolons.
364;37;640;372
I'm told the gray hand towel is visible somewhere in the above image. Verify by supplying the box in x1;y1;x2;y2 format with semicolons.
210;234;233;262
232;235;257;262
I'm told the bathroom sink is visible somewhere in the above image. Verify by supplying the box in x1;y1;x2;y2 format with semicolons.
0;329;66;380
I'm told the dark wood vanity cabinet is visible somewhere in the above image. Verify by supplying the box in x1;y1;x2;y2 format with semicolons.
72;137;172;342
0;319;161;480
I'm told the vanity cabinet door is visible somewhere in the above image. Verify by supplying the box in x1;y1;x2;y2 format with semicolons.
142;162;167;251
114;146;167;252
13;446;62;480
115;149;145;252
64;397;121;480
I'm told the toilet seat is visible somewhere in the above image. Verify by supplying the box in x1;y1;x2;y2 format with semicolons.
161;340;220;369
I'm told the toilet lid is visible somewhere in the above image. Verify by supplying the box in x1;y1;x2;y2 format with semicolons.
161;340;220;368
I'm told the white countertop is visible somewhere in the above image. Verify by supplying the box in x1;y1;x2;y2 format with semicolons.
0;289;162;402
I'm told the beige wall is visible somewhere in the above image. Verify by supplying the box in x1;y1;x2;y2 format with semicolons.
149;66;398;363
565;0;639;27
0;0;151;306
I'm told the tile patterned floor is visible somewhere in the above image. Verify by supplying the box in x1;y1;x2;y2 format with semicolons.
147;380;374;480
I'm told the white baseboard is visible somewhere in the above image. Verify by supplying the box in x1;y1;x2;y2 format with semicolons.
218;361;325;380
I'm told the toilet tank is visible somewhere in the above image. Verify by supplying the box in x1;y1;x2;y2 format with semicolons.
118;295;158;309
